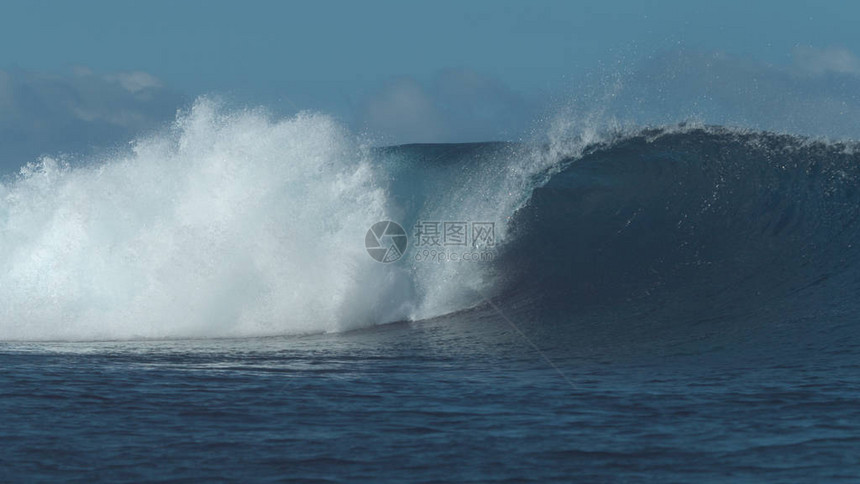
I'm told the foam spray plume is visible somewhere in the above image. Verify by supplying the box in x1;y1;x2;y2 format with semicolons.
0;99;421;340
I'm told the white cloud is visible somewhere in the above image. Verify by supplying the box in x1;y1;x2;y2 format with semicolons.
0;67;182;171
359;68;537;144
793;46;860;76
362;78;447;143
607;49;860;139
104;71;164;93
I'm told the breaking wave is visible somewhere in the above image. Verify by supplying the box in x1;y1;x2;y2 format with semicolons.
2;98;858;341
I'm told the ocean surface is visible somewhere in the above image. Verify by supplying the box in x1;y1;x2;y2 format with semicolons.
2;101;859;481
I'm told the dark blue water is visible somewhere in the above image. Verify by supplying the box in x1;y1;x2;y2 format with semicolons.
3;314;860;482
3;128;860;481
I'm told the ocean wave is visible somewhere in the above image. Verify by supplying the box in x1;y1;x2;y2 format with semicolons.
2;98;858;341
495;127;860;335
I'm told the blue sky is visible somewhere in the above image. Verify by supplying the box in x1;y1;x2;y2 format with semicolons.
1;0;859;169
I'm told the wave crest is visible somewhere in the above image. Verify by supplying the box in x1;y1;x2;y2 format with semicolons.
0;98;412;340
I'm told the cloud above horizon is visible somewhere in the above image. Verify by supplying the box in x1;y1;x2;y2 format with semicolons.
0;67;182;172
793;46;860;76
357;47;860;145
599;48;860;139
2;46;860;176
0;66;539;172
358;68;540;144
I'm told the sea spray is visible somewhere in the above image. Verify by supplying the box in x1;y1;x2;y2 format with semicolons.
0;99;414;340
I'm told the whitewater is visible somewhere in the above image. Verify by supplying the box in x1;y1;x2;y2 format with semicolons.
3;96;860;344
0;98;578;340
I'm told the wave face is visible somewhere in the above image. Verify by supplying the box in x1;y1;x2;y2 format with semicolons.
2;98;859;342
495;128;860;348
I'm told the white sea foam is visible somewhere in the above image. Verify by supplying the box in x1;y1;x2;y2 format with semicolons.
0;97;622;341
0;98;417;340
